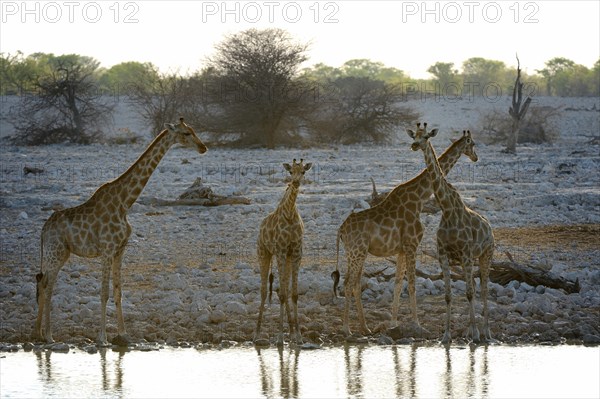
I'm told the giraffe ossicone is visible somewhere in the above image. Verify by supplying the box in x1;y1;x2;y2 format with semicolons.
34;118;207;346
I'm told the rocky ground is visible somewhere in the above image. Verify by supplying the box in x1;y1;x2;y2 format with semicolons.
1;96;599;349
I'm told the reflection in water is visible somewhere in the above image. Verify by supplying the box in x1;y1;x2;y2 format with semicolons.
392;344;417;398
100;348;125;395
442;346;453;398
481;345;489;397
2;344;598;398
257;346;300;398
34;349;53;382
344;344;364;397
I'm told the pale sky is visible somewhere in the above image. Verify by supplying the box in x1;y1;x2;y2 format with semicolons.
1;1;599;78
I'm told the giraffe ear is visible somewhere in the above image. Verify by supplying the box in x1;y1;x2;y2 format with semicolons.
303;163;312;172
283;163;292;172
406;129;416;139
428;128;439;138
165;123;176;131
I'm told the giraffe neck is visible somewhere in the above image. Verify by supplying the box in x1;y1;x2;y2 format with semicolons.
387;136;466;204
277;182;299;220
423;141;464;214
437;137;466;177
111;130;176;209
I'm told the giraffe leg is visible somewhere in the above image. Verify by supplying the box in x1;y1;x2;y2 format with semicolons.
283;256;294;340
255;250;271;341
98;258;111;346
41;271;59;343
406;249;429;336
276;254;288;346
480;250;493;342
439;249;452;344
464;255;480;343
351;260;371;336
355;275;371;336
342;267;353;337
290;251;302;344
35;241;68;343
111;248;129;342
342;256;363;336
33;272;47;342
391;252;406;328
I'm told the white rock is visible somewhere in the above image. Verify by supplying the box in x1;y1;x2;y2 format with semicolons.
209;309;227;324
18;211;28;219
223;300;247;315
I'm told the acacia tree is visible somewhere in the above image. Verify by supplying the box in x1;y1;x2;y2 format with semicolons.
0;51;39;94
205;28;310;148
427;62;461;95
9;54;113;145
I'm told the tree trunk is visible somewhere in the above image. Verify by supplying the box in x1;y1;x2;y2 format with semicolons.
506;55;532;154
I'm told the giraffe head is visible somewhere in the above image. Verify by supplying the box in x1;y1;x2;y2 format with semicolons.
283;158;312;187
164;117;208;154
407;122;438;152
458;130;478;162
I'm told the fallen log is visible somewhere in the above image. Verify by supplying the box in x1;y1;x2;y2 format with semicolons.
381;250;580;294
140;177;251;207
143;196;251;207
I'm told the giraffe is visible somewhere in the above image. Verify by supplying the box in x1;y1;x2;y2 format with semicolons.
407;123;494;343
333;132;478;337
255;158;312;346
34;118;208;345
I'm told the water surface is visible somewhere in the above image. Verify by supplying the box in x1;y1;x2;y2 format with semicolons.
1;344;598;398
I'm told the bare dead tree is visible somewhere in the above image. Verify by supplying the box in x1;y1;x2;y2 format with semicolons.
505;54;532;154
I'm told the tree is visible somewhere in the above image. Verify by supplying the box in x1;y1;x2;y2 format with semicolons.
308;76;418;144
427;62;460;95
461;57;509;95
536;57;575;95
593;59;600;96
301;62;341;81
205;28;310;148
0;51;39;94
8;53;113;145
506;55;532;154
99;61;158;96
127;65;194;135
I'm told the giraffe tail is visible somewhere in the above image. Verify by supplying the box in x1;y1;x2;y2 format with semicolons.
268;272;274;304
331;228;341;299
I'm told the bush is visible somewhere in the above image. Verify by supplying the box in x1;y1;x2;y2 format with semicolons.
307;77;420;144
478;105;561;145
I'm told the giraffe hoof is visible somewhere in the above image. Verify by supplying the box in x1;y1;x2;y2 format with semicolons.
440;332;452;345
254;338;270;347
111;334;132;347
411;323;431;338
466;327;481;343
360;327;372;336
31;331;45;343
